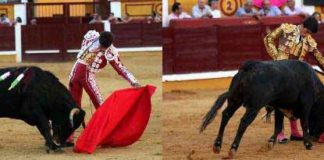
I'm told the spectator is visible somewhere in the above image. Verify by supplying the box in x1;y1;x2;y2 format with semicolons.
108;12;117;23
236;0;258;17
313;12;323;24
146;11;162;24
210;0;221;18
258;0;282;16
89;14;102;24
30;18;37;25
15;17;22;23
150;11;162;23
116;13;133;24
192;0;212;18
283;0;308;16
167;2;191;26
0;13;10;25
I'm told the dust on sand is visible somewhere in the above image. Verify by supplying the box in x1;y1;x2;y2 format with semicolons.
0;52;162;160
163;89;324;160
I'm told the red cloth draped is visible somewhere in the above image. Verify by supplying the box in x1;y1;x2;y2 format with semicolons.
74;85;156;154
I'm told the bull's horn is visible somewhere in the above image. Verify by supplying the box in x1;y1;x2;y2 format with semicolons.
69;108;80;128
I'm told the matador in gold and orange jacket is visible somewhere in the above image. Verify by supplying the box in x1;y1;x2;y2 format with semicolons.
264;24;324;69
264;16;324;143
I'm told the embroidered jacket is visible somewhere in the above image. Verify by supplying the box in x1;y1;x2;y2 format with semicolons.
76;30;138;84
264;23;324;69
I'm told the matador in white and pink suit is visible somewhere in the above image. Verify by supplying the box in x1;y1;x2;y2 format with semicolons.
69;30;139;109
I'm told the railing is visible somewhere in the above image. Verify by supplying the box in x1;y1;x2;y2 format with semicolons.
26;2;110;24
163;16;324;74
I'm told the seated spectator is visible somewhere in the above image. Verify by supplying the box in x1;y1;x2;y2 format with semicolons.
89;14;102;24
258;0;282;16
192;0;212;18
30;18;37;25
313;12;323;24
236;0;258;17
153;11;162;23
0;13;10;26
147;11;162;24
167;2;191;26
283;0;308;16
11;17;22;26
116;13;133;24
210;0;221;18
108;12;117;23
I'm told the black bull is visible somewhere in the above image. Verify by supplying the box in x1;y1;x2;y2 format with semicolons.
200;60;324;158
0;67;85;152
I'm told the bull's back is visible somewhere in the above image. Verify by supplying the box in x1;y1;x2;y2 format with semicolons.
0;66;50;117
233;60;318;104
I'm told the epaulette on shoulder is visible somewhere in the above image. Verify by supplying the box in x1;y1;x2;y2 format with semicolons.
280;23;297;34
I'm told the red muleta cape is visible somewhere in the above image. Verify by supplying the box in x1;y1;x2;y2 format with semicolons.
74;85;156;154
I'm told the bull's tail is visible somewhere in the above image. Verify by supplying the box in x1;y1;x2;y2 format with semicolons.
200;92;228;133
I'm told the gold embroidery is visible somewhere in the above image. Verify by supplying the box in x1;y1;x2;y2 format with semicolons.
80;51;97;64
281;23;297;34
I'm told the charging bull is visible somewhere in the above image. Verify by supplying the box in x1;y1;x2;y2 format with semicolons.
0;66;85;152
200;60;324;159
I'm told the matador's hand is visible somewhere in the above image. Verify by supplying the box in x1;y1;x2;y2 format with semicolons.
131;82;141;88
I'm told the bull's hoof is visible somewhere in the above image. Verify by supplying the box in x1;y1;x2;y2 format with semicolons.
305;142;313;150
222;149;236;159
268;141;275;150
213;145;221;154
53;147;64;153
60;142;74;148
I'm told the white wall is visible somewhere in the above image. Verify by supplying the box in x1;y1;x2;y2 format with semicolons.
296;0;315;14
111;1;122;17
162;0;169;27
14;3;27;25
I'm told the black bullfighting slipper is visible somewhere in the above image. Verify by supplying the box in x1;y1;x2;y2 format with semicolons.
290;135;303;141
61;142;74;148
278;138;288;144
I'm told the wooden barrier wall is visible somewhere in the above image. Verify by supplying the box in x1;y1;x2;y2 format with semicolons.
0;26;15;51
21;23;104;61
163;16;324;75
19;21;161;61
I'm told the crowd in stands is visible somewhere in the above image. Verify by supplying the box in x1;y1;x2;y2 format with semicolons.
0;13;21;26
87;11;162;25
167;0;323;26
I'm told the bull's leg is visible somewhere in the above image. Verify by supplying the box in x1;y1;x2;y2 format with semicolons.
299;107;312;150
213;100;240;154
35;114;61;153
227;108;259;159
268;109;284;149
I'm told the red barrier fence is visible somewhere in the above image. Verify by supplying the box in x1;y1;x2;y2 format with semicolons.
22;24;104;61
112;21;162;47
163;16;324;75
20;21;161;62
0;26;15;51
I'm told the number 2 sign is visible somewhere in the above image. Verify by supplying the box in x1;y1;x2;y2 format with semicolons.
219;0;243;16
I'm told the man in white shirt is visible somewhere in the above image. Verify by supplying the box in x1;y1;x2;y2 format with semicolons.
210;0;221;18
192;0;212;18
167;2;191;26
283;0;308;16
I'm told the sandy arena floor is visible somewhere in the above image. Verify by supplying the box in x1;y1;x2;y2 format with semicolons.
0;52;162;160
163;89;324;160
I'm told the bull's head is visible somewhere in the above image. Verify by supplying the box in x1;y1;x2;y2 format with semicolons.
52;107;85;145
